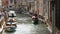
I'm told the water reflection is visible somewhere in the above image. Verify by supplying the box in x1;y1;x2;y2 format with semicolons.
3;24;35;34
3;24;50;34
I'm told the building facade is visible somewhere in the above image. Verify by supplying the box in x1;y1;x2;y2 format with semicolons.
38;0;44;16
2;0;8;8
43;0;60;34
8;0;16;9
0;0;2;9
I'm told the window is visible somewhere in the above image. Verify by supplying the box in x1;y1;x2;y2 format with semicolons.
9;6;12;7
10;0;13;3
14;0;16;4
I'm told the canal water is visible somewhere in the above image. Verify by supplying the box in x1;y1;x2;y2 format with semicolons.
2;13;51;34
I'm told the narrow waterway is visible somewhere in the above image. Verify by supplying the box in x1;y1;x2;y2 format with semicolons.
2;13;51;34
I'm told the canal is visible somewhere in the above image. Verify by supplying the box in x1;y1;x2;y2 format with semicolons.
2;13;51;34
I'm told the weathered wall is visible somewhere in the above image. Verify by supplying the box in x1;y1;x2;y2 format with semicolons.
38;0;43;16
